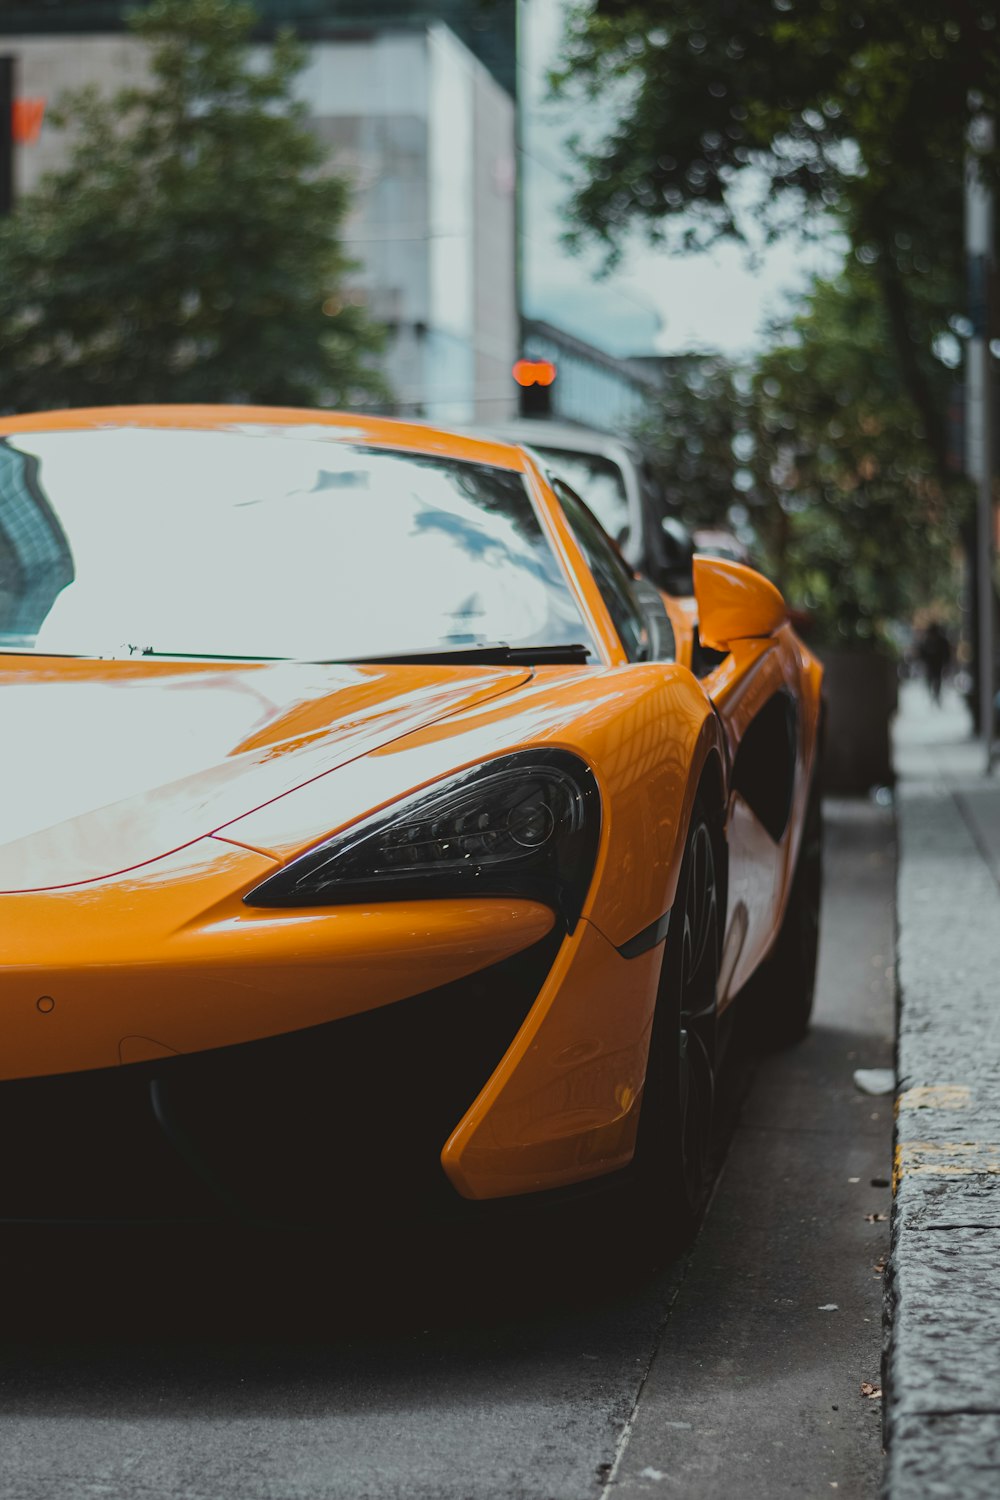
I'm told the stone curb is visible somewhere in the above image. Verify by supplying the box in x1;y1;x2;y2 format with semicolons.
884;772;1000;1496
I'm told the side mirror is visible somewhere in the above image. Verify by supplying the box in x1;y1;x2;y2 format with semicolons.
693;555;788;652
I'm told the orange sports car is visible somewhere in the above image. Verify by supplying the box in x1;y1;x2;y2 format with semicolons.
0;406;823;1234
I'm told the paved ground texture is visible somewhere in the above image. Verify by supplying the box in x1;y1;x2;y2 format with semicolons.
886;683;1000;1497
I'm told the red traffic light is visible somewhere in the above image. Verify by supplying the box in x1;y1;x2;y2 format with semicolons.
512;358;557;388
12;98;45;144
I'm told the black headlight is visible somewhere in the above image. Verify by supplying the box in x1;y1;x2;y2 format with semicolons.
244;750;601;931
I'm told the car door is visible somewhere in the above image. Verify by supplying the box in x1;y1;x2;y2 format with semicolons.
699;627;802;1006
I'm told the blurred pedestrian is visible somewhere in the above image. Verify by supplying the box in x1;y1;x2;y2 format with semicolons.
918;620;951;704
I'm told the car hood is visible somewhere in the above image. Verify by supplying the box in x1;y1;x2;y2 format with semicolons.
0;656;531;891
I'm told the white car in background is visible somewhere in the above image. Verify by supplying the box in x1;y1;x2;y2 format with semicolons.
470;420;696;597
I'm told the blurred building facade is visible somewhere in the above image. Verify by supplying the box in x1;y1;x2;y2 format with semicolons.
0;1;517;93
295;25;517;422
2;8;518;423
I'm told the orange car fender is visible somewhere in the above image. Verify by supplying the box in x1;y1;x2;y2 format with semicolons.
572;666;726;952
441;917;662;1198
441;670;728;1201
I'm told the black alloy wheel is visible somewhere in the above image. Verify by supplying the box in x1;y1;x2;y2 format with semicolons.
675;818;720;1208
636;802;722;1247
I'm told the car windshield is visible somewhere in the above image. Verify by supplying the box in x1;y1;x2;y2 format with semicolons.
530;447;630;546
0;427;595;662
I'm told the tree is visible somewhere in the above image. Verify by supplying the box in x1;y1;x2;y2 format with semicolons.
744;264;964;647
0;0;388;412
555;1;999;485
634;353;750;527
629;263;964;646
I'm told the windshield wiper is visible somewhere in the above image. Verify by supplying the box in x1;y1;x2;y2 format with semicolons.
71;643;592;667
338;642;593;667
127;648;292;662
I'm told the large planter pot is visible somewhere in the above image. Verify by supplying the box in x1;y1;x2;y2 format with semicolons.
818;648;897;794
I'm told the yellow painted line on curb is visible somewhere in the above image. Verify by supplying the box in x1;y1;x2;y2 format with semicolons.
893;1139;1000;1193
896;1085;971;1112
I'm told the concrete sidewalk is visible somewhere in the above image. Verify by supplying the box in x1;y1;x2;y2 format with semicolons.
886;682;1000;1496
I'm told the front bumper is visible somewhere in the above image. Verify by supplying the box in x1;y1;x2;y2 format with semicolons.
0;931;562;1225
2;839;664;1216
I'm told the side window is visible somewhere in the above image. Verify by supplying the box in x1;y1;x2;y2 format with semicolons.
631;576;677;663
551;477;650;661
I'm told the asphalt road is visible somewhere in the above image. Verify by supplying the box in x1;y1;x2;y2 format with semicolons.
0;800;895;1500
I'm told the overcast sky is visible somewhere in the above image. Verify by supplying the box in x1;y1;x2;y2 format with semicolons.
520;0;845;359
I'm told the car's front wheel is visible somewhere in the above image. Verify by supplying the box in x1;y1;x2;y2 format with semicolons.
634;802;722;1249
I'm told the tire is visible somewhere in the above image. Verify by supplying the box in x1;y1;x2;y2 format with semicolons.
753;768;823;1048
634;801;722;1249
